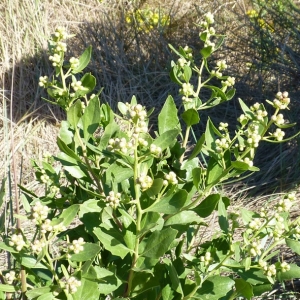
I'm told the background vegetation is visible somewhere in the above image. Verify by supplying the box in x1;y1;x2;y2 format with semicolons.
1;0;300;297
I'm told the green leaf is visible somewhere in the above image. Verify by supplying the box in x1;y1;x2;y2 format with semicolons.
93;228;132;259
73;278;101;300
158;96;180;135
58;204;80;227
0;241;18;253
139;212;163;237
231;161;259;172
181;108;200;126
72;46;92;74
0;284;19;292
235;278;253;300
118;102;128;115
204;118;215;152
236;268;268;285
106;163;134;183
188;133;205;160
152;129;179;151
206;157;223;186
67;99;82;128
218;199;229;233
183;66;192;82
277;263;300;282
199;31;208;42
145;189;188;214
165;211;202;226
181;158;199;181
82;96;101;140
286;238;300;255
163;258;184;296
252;284;272;297
194;275;235;300
37;293;58;300
70;243;101;262
140;228;177;258
200;46;213;58
20;255;47;269
98;121;119;150
238;98;253;118
26;287;54;299
226;88;236;100
146;178;164;197
56;136;81;161
193;194;221;218
80;73;96;95
192;167;202;190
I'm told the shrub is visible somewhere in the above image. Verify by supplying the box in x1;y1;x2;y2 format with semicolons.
1;13;300;300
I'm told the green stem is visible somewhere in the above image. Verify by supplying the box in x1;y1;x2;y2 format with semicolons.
124;142;143;297
180;125;191;163
75;129;103;194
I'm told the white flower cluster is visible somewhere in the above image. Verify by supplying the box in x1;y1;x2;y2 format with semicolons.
41;219;53;233
50;185;60;195
248;240;263;256
276;193;296;212
68;238;85;254
125;103;147;122
215;137;230;153
55;41;67;52
180;83;195;97
211;69;222;78
273;91;290;110
137;173;153;191
4;271;16;285
245;123;261;148
200;251;212;266
49;53;61;67
271;128;285;141
108;137;133;154
218;122;228;131
183;45;193;58
222;76;235;88
249;218;263;230
242;157;254;167
163;171;178;186
259;261;277;277
9;233;26;251
250;102;268;121
238;113;248;125
66;276;81;294
39;76;48;87
31;239;46;254
69;57;79;69
271;113;285;125
216;60;227;70
137;137;148;147
200;12;216;50
53;26;68;41
178;57;188;68
105;191;122;209
281;261;291;272
150;144;162;156
40;173;51;184
71;80;85;92
31;201;50;224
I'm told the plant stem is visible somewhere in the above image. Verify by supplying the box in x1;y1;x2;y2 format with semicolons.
124;143;143;297
180;125;191;163
75;129;103;194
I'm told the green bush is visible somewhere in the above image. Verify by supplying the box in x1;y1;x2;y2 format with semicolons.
1;13;300;300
